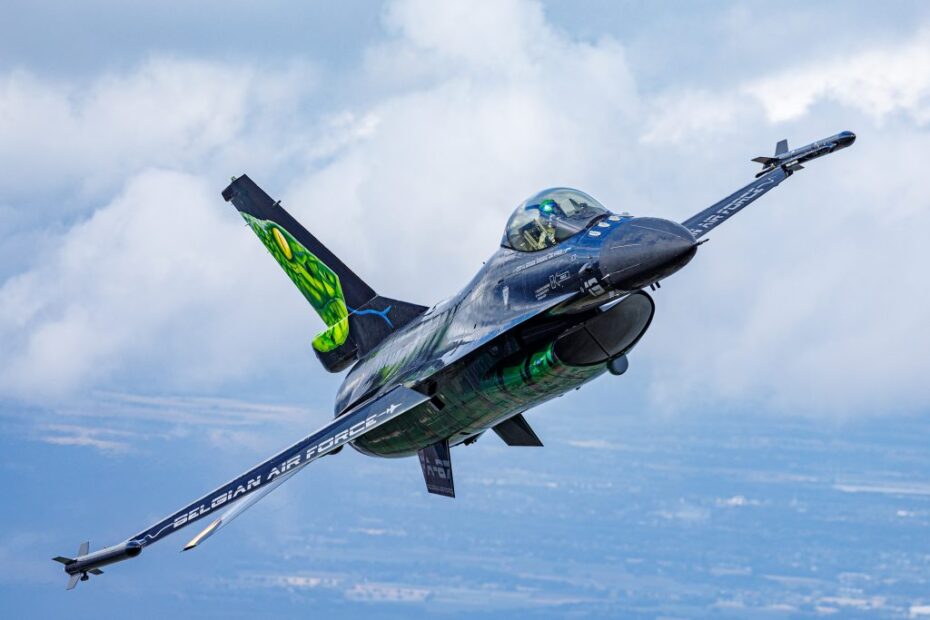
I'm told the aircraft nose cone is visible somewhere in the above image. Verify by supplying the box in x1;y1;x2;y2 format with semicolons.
599;217;697;290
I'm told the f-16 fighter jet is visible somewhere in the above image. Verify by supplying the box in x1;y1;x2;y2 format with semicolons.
56;131;854;587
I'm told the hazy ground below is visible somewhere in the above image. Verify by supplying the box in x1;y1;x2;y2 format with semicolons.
2;396;928;618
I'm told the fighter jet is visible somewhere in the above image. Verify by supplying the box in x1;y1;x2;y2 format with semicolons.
55;131;854;587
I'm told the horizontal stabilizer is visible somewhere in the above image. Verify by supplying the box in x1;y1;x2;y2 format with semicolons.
492;413;543;446
751;156;776;165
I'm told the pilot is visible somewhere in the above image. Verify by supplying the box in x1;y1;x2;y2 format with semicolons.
525;199;562;250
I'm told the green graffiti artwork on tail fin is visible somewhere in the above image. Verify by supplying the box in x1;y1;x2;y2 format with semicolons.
240;212;349;352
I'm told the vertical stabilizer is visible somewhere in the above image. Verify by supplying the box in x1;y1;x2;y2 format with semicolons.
222;175;427;371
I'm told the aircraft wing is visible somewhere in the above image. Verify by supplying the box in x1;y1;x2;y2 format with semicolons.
55;385;428;587
683;131;854;239
438;291;578;369
682;166;789;239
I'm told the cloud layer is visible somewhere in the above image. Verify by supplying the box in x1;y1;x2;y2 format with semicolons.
1;0;928;417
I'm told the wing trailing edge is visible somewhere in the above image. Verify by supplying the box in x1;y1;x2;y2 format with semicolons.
130;385;428;549
182;467;298;551
56;385;429;587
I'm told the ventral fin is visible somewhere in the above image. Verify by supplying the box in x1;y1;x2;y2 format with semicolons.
492;413;543;446
418;439;454;498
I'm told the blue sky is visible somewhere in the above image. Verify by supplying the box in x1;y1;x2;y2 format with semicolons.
2;1;930;617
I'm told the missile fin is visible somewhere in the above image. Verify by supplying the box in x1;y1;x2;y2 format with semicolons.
77;541;89;556
775;139;789;156
66;574;80;590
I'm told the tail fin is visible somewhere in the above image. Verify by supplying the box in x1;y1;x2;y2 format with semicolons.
222;175;427;372
752;139;791;176
54;542;90;590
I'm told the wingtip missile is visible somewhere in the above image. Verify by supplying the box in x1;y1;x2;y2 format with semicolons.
54;541;142;589
683;131;855;238
753;130;855;177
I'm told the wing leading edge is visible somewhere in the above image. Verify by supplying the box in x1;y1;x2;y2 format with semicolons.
130;385;428;549
682;131;855;239
682;166;789;240
55;385;428;588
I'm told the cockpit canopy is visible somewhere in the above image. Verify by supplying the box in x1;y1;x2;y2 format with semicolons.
502;188;609;252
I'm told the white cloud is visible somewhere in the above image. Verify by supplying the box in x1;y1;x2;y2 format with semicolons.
637;31;930;418
0;58;318;204
642;30;930;146
16;390;323;456
295;2;638;302
744;30;930;125
0;0;927;419
0;169;321;400
383;0;549;76
566;439;613;450
0;0;642;405
640;90;749;147
716;495;760;508
35;424;136;453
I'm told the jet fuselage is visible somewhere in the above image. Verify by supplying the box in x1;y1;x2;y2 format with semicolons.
338;214;697;457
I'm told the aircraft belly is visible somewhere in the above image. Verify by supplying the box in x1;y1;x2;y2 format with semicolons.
351;352;605;457
352;291;654;457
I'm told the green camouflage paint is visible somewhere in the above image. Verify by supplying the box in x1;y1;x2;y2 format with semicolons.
240;213;349;352
353;341;604;456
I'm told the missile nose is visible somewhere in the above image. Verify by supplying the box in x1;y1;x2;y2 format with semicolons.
599;217;697;290
837;130;856;147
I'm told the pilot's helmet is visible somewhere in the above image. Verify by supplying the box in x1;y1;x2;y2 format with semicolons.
536;198;563;218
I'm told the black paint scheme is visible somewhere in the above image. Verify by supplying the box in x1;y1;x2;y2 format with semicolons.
56;131;854;586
